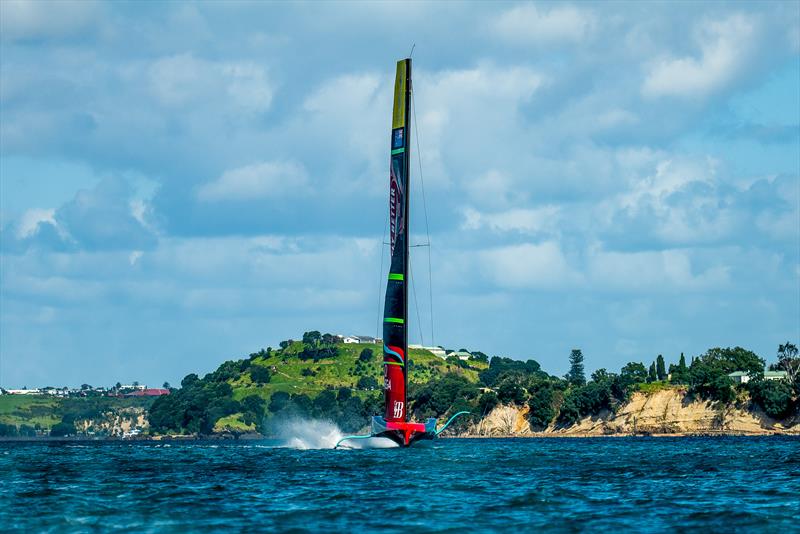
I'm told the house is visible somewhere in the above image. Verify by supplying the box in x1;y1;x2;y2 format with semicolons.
728;371;750;384
764;370;788;381
125;388;170;397
342;335;379;344
5;388;41;395
453;351;471;361
728;369;789;384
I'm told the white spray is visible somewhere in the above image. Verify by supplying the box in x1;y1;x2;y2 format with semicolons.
276;418;397;450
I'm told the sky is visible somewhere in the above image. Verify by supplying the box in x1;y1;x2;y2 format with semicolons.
1;1;798;388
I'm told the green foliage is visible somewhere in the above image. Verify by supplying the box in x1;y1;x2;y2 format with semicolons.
669;353;689;384
527;382;556;430
50;418;76;437
268;391;291;413
149;375;239;435
250;365;272;384
699;347;765;375
495;374;528;405
356;376;379;390
477;391;499;415
411;373;478;418
620;362;648;384
656;355;666;381
748;379;795;419
648;362;657;383
567;349;586;386
471;351;489;363
302;331;322;346
479;357;542;387
358;348;374;362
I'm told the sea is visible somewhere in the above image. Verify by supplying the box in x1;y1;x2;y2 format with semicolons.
2;422;798;532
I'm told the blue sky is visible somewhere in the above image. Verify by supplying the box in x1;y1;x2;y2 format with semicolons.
1;1;798;388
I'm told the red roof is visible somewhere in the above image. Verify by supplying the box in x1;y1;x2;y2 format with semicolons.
126;388;170;397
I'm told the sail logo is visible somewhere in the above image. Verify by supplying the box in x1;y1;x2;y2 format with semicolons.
389;157;404;253
393;401;404;419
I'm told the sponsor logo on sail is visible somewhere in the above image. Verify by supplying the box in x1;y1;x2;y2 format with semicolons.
393;401;404;419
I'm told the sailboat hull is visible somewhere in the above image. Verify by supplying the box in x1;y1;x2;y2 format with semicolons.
371;416;437;447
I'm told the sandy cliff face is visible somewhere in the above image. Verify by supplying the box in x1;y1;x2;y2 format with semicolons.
466;388;797;437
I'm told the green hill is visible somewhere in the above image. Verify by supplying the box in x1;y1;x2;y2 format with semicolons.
231;341;485;401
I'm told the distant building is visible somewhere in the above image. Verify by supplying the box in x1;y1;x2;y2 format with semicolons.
728;369;789;384
5;389;41;395
342;335;379;344
453;351;472;361
125;388;170;397
728;371;750;384
120;384;147;391
764;370;788;381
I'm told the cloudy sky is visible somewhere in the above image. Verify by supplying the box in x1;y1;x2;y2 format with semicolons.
1;1;798;388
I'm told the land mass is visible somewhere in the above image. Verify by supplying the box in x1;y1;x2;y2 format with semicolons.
2;333;798;439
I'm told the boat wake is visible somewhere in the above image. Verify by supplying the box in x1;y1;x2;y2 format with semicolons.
276;419;397;450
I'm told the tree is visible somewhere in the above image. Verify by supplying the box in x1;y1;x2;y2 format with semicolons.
337;387;352;402
313;390;337;416
656;355;666;381
181;374;199;388
566;349;586;386
670;353;689;384
620;362;648;384
359;348;374;362
775;342;799;385
527;383;556;430
302;331;322;347
162;382;171;389
357;376;379;390
648;362;657;383
269;391;291;413
322;333;336;345
591;368;610;383
748;379;794;419
250;365;272;384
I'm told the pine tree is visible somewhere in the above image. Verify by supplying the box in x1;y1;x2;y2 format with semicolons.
678;352;687;372
648;362;657;383
567;349;586;386
656;354;666;381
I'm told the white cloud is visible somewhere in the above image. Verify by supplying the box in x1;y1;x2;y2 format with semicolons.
478;241;580;289
148;54;273;114
0;0;101;41
197;161;308;202
491;3;595;44
588;248;730;290
642;14;757;98
462;205;561;236
16;208;56;239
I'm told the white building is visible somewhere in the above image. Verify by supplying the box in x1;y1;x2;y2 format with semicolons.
4;389;41;395
342;335;379;344
728;371;750;384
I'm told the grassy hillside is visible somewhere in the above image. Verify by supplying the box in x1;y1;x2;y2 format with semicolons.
0;395;155;436
149;339;491;435
230;342;487;402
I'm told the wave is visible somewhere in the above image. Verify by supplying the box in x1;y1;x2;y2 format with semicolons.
275;419;397;450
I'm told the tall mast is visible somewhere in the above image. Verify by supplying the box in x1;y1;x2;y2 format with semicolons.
382;58;412;423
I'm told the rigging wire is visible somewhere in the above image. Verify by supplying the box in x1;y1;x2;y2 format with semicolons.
375;211;389;340
411;77;435;347
409;260;425;347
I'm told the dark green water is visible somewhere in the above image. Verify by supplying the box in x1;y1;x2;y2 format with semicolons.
2;436;798;532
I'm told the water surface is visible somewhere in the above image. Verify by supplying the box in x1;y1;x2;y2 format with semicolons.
2;436;798;532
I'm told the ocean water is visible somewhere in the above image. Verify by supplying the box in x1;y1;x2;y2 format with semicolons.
2;433;798;532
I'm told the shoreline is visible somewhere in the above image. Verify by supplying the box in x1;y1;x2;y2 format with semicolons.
2;430;798;443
